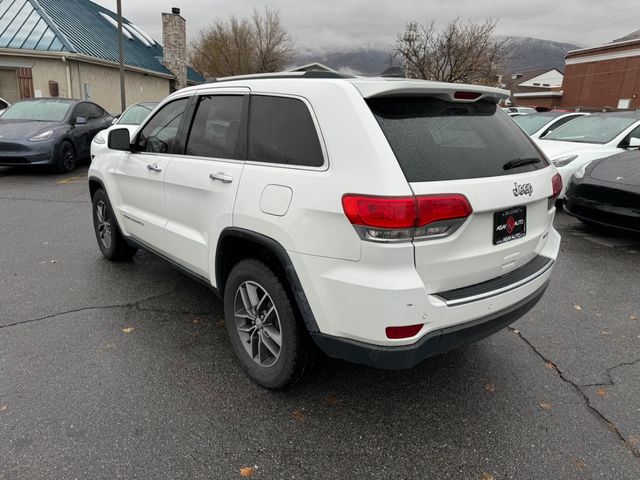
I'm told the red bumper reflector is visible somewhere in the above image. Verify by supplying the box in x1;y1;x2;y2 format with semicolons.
385;323;424;339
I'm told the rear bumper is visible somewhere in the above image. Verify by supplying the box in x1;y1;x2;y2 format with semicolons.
311;281;548;369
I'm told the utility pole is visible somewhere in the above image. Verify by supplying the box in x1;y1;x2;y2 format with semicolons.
116;0;126;112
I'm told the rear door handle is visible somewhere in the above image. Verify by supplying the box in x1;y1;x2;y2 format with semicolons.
147;163;162;172
209;172;233;184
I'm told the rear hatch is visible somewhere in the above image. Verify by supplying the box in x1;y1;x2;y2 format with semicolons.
367;95;556;293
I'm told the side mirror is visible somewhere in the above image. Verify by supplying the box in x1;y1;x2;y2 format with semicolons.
75;116;87;125
111;117;119;125
108;128;131;151
628;137;640;148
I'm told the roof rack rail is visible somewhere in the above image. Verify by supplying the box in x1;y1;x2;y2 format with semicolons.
206;70;356;83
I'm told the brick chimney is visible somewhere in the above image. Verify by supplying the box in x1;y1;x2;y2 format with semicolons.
162;7;187;91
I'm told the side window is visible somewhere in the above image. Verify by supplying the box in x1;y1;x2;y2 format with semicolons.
72;103;91;120
86;103;106;119
623;125;640;146
542;115;579;137
249;95;324;167
136;98;188;154
185;95;245;160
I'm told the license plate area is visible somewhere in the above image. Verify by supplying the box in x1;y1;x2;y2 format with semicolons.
493;206;526;245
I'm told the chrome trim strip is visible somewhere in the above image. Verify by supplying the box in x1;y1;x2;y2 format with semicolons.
434;258;555;307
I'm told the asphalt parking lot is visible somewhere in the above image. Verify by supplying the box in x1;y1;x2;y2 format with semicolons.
1;166;639;479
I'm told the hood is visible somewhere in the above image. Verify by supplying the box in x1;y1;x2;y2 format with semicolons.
535;139;620;160
589;151;640;187
0;120;63;140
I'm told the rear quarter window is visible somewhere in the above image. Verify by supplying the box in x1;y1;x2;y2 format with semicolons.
367;97;547;182
249;95;324;167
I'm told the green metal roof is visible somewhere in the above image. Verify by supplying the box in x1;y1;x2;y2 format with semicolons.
0;0;204;83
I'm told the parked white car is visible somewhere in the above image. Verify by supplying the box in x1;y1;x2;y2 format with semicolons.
513;111;588;139
91;102;158;155
535;112;640;197
89;73;561;389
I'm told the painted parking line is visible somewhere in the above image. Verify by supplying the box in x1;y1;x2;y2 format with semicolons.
56;175;87;185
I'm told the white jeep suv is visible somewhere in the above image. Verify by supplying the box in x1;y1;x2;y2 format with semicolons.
89;72;562;389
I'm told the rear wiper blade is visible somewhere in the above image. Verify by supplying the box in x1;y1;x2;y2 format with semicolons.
503;157;541;170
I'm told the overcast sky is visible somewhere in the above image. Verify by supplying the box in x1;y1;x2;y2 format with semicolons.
94;0;640;50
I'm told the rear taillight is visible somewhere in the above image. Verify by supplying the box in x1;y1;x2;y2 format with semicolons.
549;173;562;209
386;323;424;339
342;194;472;242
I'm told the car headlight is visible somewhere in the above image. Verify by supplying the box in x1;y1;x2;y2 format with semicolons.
29;130;54;142
93;131;106;145
573;163;588;179
551;154;578;167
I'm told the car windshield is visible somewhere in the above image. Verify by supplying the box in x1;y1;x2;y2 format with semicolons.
514;114;559;134
1;100;71;121
544;115;638;144
118;104;156;125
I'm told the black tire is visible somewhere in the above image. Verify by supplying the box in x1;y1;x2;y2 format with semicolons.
56;140;77;173
91;188;138;261
224;259;316;389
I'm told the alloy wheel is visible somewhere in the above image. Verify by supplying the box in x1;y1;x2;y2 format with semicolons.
61;143;75;171
233;281;282;367
95;200;112;249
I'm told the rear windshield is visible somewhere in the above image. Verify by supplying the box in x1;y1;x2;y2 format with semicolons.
543;115;637;144
367;97;547;182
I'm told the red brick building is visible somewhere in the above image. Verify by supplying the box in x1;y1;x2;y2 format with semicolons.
561;39;640;110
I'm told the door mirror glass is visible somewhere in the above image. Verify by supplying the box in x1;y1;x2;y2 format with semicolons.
108;128;131;151
75;116;87;125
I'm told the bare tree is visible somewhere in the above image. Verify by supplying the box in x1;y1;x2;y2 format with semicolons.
393;18;508;86
189;8;294;78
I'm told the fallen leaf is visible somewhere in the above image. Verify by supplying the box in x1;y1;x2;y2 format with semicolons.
325;394;338;406
0;405;7;412
192;318;200;325
512;329;520;334
571;457;586;470
545;362;555;370
538;401;553;411
292;410;304;421
574;305;582;311
481;474;494;480
630;315;639;321
596;387;606;398
216;319;225;327
121;327;135;334
50;260;57;264
627;435;640;447
484;383;496;393
601;330;611;336
239;466;254;477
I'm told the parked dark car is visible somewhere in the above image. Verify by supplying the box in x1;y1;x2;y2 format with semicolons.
0;98;112;172
564;150;640;233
